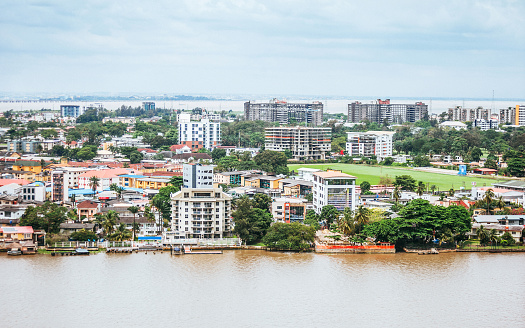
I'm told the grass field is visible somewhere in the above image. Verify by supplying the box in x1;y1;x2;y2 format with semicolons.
288;163;506;191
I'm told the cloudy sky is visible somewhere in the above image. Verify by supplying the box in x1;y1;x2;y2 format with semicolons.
0;0;524;98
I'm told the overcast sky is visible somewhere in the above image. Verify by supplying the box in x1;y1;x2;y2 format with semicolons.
1;0;524;98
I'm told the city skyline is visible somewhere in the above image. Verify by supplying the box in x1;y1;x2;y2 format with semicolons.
1;1;524;98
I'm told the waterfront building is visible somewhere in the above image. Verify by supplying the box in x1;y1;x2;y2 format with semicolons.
271;197;308;223
346;131;395;161
348;99;428;124
183;163;213;189
178;113;221;151
448;106;490;122
265;126;331;161
244;99;323;126
60;105;83;118
312;170;356;214
170;188;232;239
76;200;100;221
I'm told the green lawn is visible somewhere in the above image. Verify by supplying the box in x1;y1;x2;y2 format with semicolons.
288;163;506;191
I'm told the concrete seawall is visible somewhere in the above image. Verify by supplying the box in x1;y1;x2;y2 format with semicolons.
315;244;395;254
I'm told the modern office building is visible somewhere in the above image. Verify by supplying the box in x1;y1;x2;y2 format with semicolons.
60;105;83;118
448;106;490;122
170;188;232;239
244;99;323;126
346;131;395;161
348;99;428;124
183;163;213;189
265;126;331;161
312;170;356;214
51;171;65;202
178;113;221;151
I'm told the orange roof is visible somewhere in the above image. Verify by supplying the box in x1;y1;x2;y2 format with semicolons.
170;144;189;151
313;171;357;179
0;179;31;186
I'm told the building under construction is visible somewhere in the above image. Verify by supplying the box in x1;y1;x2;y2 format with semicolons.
244;99;323;126
265;127;331;161
348;99;428;124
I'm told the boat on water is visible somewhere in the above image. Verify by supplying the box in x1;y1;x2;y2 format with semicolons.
7;248;22;256
75;248;90;255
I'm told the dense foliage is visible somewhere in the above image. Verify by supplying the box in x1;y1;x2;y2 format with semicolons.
20;202;67;233
232;196;273;244
263;222;315;251
362;199;471;246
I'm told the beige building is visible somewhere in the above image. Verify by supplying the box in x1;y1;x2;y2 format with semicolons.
265;126;331;161
169;188;232;240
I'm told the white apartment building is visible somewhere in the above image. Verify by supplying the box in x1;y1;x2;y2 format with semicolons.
265;127;331;161
313;171;356;214
271;197;308;223
473;119;499;130
178;113;221;151
182;163;214;189
169;188;232;239
295;168;321;182
346;131;394;161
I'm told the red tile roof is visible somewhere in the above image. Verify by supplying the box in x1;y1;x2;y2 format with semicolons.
77;200;99;209
0;179;31;186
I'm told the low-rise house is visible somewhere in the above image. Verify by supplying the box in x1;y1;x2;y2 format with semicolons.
76;200;100;221
470;223;523;243
0;204;30;222
169;144;192;154
0;226;33;241
59;223;96;234
278;179;313;197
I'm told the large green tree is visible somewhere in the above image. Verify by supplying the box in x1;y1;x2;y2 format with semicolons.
393;175;417;191
263;222;315;251
253;150;289;175
20;202;67;233
232;196;273;244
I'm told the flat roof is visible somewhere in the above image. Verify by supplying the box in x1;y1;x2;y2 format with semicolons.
313;171;357;179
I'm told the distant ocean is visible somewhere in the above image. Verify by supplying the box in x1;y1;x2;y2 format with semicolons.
0;98;523;115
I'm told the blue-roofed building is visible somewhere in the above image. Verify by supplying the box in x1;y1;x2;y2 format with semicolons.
119;174;146;188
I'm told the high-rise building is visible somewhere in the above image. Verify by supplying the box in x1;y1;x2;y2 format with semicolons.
500;105;525;126
170;188;232;239
312;170;356;214
348;99;428;124
183;163;214;189
60;105;83;118
51;171;64;202
244;99;323;126
178;114;220;151
265;126;331;161
142;102;155;111
346;131;395;161
448;106;490;122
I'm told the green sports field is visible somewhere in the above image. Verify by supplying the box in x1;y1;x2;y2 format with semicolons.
288;163;506;191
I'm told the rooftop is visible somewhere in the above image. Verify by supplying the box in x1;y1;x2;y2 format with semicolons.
313;171;357;179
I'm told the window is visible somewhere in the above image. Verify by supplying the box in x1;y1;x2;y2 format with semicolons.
216;214;219;218
184;193;189;198
277;206;282;209
216;221;219;225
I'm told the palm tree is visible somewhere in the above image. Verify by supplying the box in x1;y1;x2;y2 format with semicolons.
128;206;139;241
392;186;401;204
109;183;124;200
337;208;354;236
430;185;436;195
102;210;119;236
494;196;505;213
416;181;425;197
489;229;499;248
89;176;100;198
482;189;495;215
476;224;489;246
353;206;370;234
108;223;132;241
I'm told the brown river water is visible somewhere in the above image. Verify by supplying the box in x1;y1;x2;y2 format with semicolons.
1;250;524;328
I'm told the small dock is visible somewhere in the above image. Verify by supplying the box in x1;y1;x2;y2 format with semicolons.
183;245;222;254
